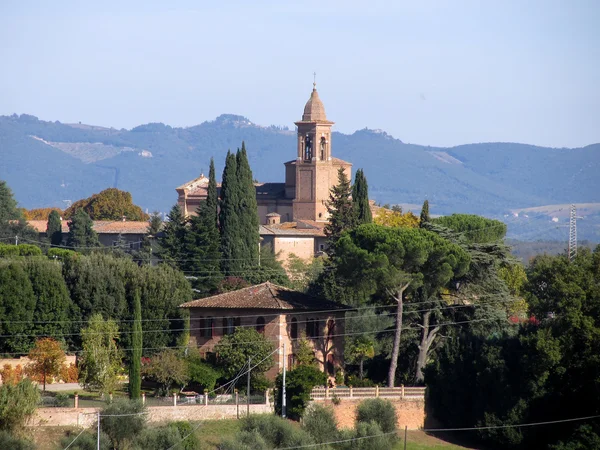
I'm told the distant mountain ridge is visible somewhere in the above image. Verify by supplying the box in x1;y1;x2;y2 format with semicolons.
1;113;599;240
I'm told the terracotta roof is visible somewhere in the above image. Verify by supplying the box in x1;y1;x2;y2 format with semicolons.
28;220;151;235
301;87;328;122
266;212;281;217
180;282;345;311
259;222;326;237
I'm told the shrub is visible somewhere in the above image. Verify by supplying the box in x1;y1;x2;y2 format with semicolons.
337;421;394;450
241;414;315;448
60;430;111;450
131;426;181;449
0;244;20;257
0;431;36;450
167;421;200;450
60;363;79;383
47;248;76;261
100;399;146;449
187;358;221;392
355;398;397;434
0;379;40;432
55;393;70;407
346;375;376;388
16;244;42;256
0;364;23;385
220;429;269;450
302;403;338;443
275;365;327;420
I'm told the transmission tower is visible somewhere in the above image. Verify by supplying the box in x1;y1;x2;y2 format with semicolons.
568;204;577;261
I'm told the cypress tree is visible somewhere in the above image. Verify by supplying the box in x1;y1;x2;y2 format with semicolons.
185;158;222;292
129;289;142;399
419;200;430;227
46;210;63;246
352;169;372;225
159;204;187;267
324;167;356;251
66;209;99;251
235;142;260;268
219;151;243;276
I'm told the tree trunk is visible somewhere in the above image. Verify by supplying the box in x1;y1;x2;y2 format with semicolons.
387;283;410;388
359;357;364;380
415;310;440;384
43;369;46;392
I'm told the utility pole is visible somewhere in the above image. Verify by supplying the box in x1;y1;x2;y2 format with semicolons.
282;343;287;418
247;355;251;417
15;235;18;246
97;411;100;450
568;204;577;262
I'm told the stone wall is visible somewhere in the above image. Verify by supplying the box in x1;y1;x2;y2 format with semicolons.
31;404;273;427
316;398;425;430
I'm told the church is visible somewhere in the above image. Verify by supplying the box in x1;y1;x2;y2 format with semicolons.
176;84;353;262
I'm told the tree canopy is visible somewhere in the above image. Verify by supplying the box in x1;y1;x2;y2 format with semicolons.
64;188;149;221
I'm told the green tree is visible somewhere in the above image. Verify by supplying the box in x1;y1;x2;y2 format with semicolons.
0;261;36;353
79;314;123;396
324;167;356;251
213;327;275;390
26;338;66;391
287;254;324;293
66;208;99;251
333;224;469;386
46;209;63;246
433;213;507;244
0;180;39;244
129;289;142;399
274;365;327;420
184;158;222;292
0;379;40;433
352;168;372;225
100;399;146;450
236;143;260;269
348;335;375;379
158;204;186;266
143;349;189;395
219;150;243;275
419;200;430;227
65;188;149;221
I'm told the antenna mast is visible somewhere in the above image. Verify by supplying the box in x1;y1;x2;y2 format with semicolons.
568;204;577;261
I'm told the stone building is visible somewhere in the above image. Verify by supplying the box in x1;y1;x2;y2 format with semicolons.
180;282;346;380
176;84;352;262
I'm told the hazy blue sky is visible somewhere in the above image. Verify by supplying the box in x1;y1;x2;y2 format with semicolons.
1;1;598;148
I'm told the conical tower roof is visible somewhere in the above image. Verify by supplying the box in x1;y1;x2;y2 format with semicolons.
302;84;327;122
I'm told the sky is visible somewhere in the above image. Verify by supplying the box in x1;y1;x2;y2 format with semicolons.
1;0;599;148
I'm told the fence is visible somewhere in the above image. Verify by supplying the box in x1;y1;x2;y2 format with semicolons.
310;385;425;401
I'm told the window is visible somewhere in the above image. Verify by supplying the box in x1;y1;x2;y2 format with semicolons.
234;317;241;328
223;317;234;335
291;317;298;339
320;137;326;160
256;317;265;334
206;317;214;338
304;135;312;161
288;354;296;369
199;317;206;337
306;318;318;338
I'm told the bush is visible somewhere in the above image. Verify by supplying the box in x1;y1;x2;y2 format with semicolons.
60;363;79;383
60;430;111;450
302;403;338;444
0;431;36;450
0;244;20;257
131;426;181;449
167;421;200;450
355;398;397;434
55;392;70;407
100;399;146;449
0;379;40;432
241;414;315;448
346;375;376;388
47;248;76;261
187;358;221;392
220;429;269;450
337;421;394;450
275;365;327;420
16;244;42;256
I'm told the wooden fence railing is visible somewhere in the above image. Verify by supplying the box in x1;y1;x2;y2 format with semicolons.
310;385;425;401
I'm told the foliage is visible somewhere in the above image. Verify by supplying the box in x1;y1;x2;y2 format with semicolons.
0;379;40;432
66;208;99;251
0;431;35;450
79;314;123;395
47;247;76;260
129;289;142;399
0;364;23;385
23;207;63;220
286;254;324;293
26;338;66;391
324;167;356;251
338;420;394;450
294;336;317;367
275;364;327;420
214;327;275;391
64;188;149;221
0;243;42;256
373;207;419;228
234;414;315;448
347;335;375;379
235;142;260;271
217;276;250;293
355;398;398;434
303;403;338;444
46;209;63;246
100;399;147;450
131;426;182;449
0;261;36;353
187;356;221;392
166;421;200;450
60;363;79;383
0;180;39;244
433;214;507;243
352;168;372;225
157;204;186;266
419;199;430;226
60;429;111;450
143;349;189;395
243;243;290;286
219;150;242;275
54;392;70;407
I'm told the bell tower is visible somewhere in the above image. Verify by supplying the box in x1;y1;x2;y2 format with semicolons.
292;83;351;222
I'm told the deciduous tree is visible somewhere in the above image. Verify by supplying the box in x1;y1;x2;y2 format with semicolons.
143;349;189;395
26;338;66;391
65;188;149;221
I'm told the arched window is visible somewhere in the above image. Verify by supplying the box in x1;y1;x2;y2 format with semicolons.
320;137;326;160
256;317;265;334
199;317;206;338
304;135;312;161
223;317;234;335
291;317;298;339
306;318;313;338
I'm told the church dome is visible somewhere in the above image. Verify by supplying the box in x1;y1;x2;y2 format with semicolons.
302;86;327;122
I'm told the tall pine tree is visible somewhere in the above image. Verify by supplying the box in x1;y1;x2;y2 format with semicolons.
66;209;99;251
159;204;187;266
352;168;372;225
185;158;222;292
236;142;260;269
219;151;243;276
129;289;142;399
324;167;356;251
46;210;63;246
419;200;430;227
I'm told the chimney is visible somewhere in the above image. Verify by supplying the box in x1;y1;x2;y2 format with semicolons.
265;212;281;225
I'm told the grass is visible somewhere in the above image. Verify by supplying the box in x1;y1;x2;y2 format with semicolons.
194;419;242;449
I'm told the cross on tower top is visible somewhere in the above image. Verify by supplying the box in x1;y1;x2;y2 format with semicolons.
313;72;316;89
